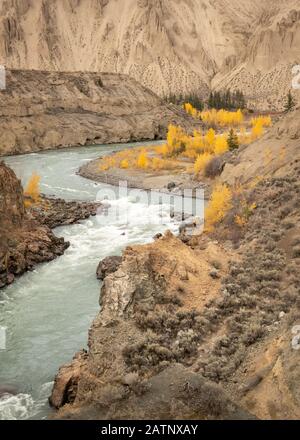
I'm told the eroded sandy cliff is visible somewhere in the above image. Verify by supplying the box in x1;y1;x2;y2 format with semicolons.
0;0;299;109
0;69;199;156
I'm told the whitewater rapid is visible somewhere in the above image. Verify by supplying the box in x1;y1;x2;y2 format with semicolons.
0;142;180;420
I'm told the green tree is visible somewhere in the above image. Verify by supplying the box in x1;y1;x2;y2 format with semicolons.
207;89;247;110
284;90;295;112
227;129;239;151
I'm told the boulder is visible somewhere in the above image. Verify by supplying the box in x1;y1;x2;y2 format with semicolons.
49;350;87;409
96;256;122;281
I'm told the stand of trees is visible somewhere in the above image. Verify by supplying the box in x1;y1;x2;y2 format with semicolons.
165;89;246;111
208;89;246;110
284;91;296;113
164;93;204;111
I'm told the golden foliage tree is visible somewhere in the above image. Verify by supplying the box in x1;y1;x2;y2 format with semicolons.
205;184;232;231
206;128;216;147
194;153;214;175
137;150;149;169
214;135;229;155
24;173;41;207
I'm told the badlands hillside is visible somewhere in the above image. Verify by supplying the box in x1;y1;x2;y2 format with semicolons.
0;69;198;156
0;0;299;109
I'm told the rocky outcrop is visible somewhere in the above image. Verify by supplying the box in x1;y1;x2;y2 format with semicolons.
30;197;100;229
0;162;70;287
54;362;256;420
52;232;238;419
96;256;122;281
0;161;102;288
0;70;200;156
49;350;88;409
0;160;25;227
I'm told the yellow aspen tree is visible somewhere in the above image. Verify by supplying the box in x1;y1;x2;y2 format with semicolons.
251;122;264;140
137;151;149;169
214;135;229;155
206;128;216;147
205;184;232;231
24;173;41;207
194;153;213;174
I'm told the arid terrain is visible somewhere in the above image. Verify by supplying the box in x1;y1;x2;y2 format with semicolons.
50;108;300;420
0;69;198;156
0;0;299;424
0;0;299;109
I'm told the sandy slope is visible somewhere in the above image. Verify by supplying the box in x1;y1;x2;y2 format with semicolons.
0;0;299;109
50;108;300;420
221;106;300;184
0;69;199;156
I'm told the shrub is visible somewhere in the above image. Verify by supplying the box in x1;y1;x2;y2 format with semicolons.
292;246;300;258
227;129;239;150
166;125;187;157
214;135;229;155
24;173;41;207
204;156;224;178
194;153;213;175
205;184;232;231
200;108;245;127
137;151;149;169
210;259;222;270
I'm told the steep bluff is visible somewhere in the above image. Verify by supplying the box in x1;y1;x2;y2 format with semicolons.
0;161;25;228
0;162;68;287
0;0;299;109
0;69;199;156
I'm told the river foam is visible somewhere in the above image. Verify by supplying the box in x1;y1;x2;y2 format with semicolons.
0;142;183;420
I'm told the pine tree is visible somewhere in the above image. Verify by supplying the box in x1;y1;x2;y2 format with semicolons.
227;129;239;151
208;92;214;108
225;90;231;109
284;91;295;112
215;92;221;109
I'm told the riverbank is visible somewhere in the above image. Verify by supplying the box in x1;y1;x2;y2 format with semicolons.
0;142;183;420
29;196;100;230
0;70;201;157
0;162;100;288
51;109;300;420
78;156;206;195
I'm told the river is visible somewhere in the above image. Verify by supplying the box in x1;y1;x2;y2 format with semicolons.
0;142;179;420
